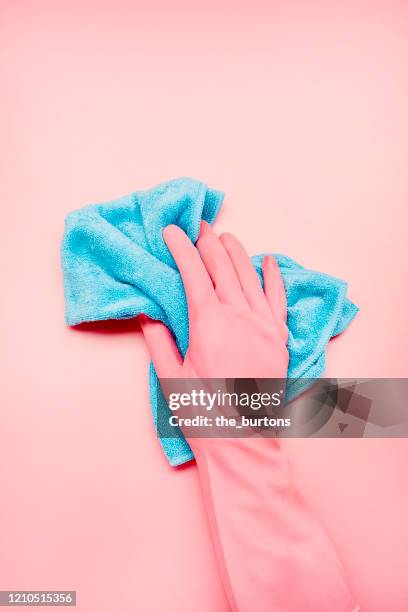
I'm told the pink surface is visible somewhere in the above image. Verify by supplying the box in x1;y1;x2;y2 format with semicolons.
1;1;408;610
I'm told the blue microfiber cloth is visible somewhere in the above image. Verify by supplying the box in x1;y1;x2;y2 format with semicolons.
61;178;358;466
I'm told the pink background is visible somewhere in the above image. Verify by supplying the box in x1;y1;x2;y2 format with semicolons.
2;1;408;610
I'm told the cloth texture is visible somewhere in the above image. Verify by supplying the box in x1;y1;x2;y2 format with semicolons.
61;178;358;466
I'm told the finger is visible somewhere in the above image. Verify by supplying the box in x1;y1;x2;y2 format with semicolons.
139;315;183;377
163;225;216;312
262;255;288;343
219;232;271;316
196;222;245;305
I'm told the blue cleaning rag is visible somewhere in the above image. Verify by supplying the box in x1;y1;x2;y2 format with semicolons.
61;178;358;466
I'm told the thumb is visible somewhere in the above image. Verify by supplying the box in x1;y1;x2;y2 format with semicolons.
139;315;183;377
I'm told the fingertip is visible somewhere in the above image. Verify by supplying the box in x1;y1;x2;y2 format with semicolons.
261;255;270;272
263;254;278;270
139;314;157;331
162;224;179;241
161;222;216;307
138;313;147;325
219;231;235;246
198;219;212;240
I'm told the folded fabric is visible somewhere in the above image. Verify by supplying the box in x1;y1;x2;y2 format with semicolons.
61;178;358;466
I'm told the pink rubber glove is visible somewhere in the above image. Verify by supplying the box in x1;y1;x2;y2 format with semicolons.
140;222;359;612
141;221;289;379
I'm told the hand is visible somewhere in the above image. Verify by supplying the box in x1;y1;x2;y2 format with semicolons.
140;221;289;379
140;222;358;612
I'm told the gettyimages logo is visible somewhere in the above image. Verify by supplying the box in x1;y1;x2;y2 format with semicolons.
155;378;408;439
